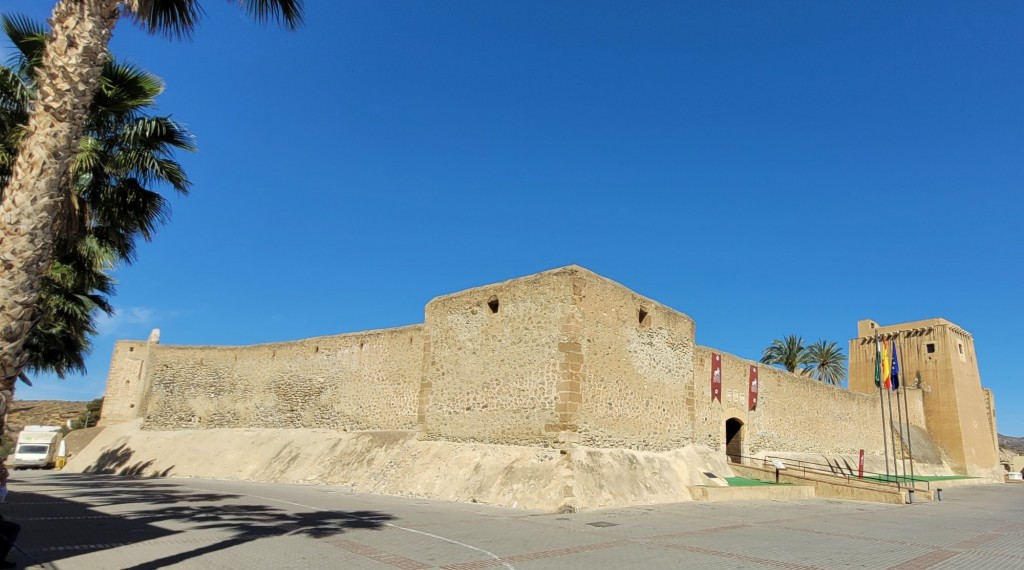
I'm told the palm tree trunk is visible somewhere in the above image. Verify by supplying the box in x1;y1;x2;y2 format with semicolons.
0;0;120;412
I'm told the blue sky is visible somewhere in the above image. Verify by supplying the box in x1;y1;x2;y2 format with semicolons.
5;2;1023;435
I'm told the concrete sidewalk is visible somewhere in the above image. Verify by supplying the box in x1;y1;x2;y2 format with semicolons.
2;471;1022;569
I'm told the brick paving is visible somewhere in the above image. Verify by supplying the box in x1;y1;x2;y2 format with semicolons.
1;471;1020;569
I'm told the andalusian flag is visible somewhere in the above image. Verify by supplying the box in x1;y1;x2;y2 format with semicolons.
882;339;892;390
874;334;882;388
891;342;900;390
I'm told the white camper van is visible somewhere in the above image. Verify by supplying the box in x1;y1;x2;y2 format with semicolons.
11;426;64;469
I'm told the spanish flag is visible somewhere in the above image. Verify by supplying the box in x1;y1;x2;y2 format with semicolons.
874;334;882;388
881;339;892;390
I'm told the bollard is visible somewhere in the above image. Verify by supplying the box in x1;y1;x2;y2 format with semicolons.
907;489;914;504
936;488;943;501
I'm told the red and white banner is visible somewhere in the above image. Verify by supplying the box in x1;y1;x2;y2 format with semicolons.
858;449;865;479
711;353;722;402
748;365;759;411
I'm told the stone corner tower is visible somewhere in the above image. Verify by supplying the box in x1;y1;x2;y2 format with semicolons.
848;318;999;477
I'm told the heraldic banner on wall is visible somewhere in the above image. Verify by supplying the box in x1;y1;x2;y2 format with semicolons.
711;353;722;402
748;365;759;411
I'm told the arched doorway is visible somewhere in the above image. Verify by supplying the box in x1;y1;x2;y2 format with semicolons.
725;418;743;463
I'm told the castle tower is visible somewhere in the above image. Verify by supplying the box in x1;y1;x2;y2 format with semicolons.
99;328;160;425
848;318;999;477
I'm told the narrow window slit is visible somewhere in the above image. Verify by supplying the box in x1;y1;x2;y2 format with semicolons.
638;308;650;327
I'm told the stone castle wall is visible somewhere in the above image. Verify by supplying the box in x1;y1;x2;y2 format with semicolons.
98;340;148;425
691;347;927;459
419;270;571;446
99;265;997;477
140;325;423;431
575;272;695;451
417;267;700;452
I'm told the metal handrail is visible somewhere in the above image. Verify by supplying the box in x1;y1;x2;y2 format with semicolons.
761;455;930;492
730;454;929;493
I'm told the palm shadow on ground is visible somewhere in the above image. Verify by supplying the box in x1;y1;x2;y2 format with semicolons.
6;472;393;568
79;443;173;477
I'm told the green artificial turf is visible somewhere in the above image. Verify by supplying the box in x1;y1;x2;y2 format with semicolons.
724;477;789;486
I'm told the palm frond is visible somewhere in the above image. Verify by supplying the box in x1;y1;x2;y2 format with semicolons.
92;61;164;121
240;0;304;29
0;65;31;111
118;116;197;155
125;0;304;38
85;178;171;262
24;243;117;378
126;0;205;40
0;14;47;73
805;339;847;386
759;335;810;373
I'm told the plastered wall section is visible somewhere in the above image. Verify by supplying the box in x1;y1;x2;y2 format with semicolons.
99;340;148;425
141;326;422;431
693;347;919;458
575;270;695;451
420;268;573;446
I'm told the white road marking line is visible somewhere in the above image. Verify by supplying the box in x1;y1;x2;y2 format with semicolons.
228;491;516;570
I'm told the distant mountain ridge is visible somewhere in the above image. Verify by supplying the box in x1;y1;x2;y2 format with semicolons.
4;400;90;439
999;434;1024;455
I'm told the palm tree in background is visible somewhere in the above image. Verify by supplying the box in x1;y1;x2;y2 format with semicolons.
0;14;195;378
760;335;810;373
0;1;302;421
804;339;847;386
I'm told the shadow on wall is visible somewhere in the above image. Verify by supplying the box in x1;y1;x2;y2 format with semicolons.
6;472;395;568
82;444;174;477
820;456;859;477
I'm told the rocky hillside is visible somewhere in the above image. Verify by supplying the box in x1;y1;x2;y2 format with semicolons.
4;400;91;440
1000;434;1024;455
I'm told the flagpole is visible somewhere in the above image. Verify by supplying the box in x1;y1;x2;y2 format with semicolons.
894;376;908;485
875;331;891;483
885;385;900;489
892;333;908;486
898;335;916;489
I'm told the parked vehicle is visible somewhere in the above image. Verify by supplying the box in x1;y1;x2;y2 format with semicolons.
11;426;64;469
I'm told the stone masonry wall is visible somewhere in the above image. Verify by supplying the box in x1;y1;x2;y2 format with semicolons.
690;348;727;451
420;268;573;446
576;271;695;451
692;347;921;458
99;340;148;425
142;326;422;431
688;343;929;456
100;265;992;479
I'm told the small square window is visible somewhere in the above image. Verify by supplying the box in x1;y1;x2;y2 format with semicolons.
926;343;936;354
957;343;963;355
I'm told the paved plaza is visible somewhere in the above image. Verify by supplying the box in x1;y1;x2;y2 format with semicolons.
1;470;1021;569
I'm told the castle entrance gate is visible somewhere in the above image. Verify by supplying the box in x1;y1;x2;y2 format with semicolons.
725;418;744;463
